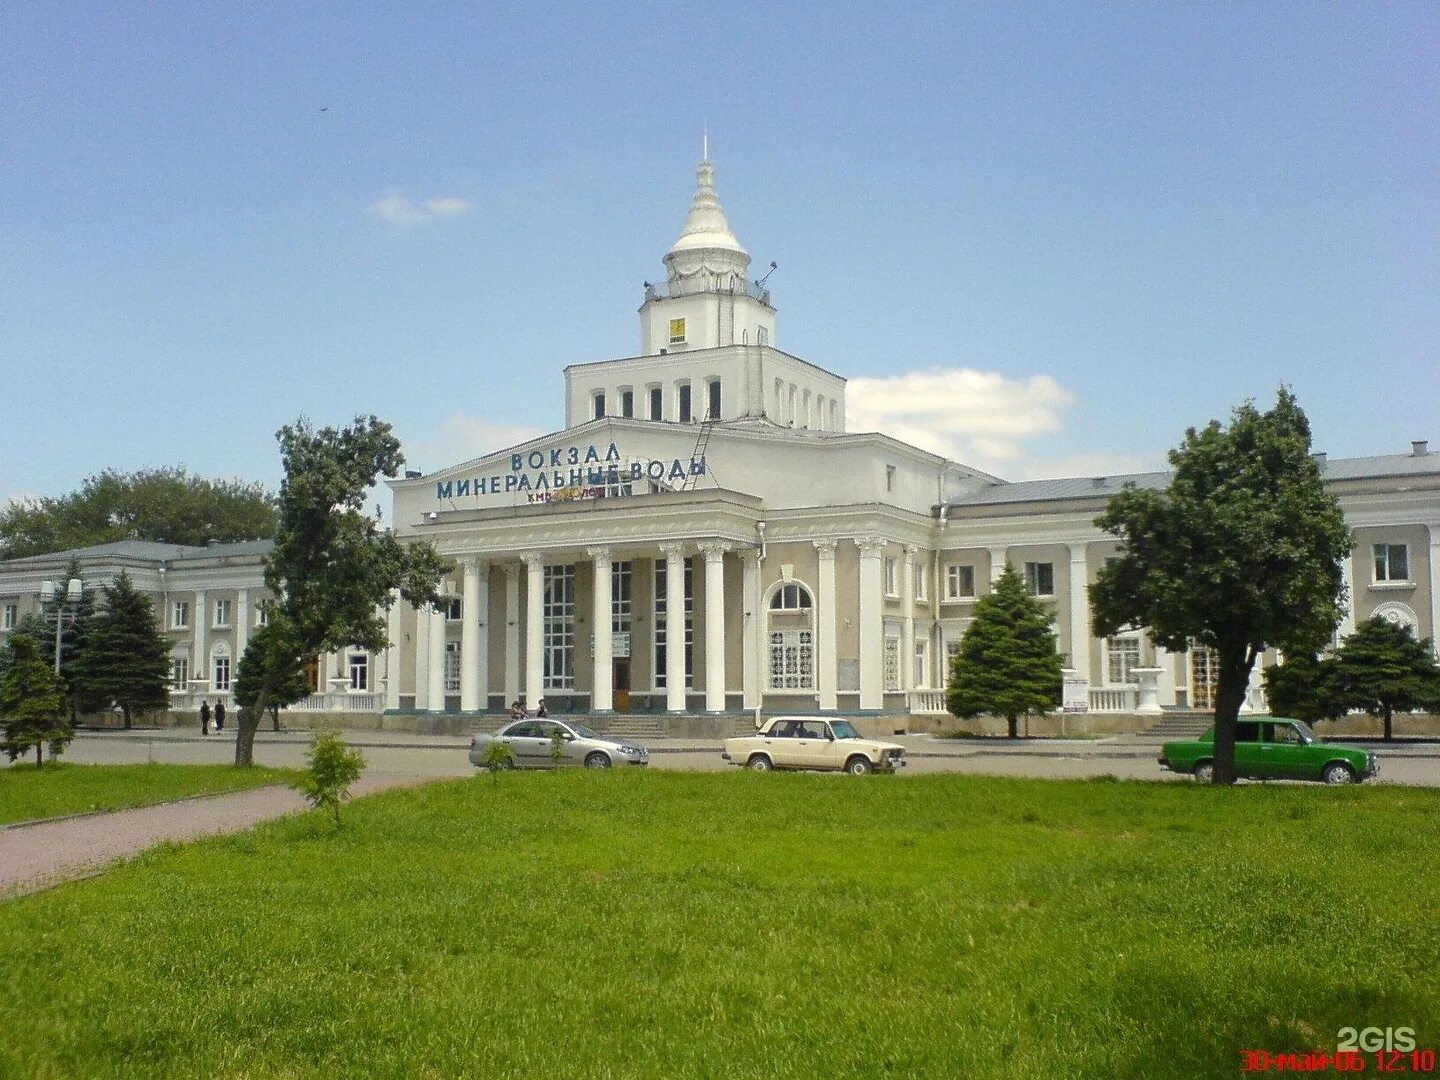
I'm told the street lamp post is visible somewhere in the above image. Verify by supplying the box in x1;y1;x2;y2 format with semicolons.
40;577;85;675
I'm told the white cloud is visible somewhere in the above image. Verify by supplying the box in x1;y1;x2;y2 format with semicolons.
405;417;547;471
369;193;474;226
846;368;1076;474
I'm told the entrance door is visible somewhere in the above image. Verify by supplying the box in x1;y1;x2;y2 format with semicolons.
1189;647;1218;710
613;659;631;713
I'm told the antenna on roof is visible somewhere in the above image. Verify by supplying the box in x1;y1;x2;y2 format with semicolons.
757;261;777;286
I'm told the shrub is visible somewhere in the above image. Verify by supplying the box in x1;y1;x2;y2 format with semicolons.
294;730;365;826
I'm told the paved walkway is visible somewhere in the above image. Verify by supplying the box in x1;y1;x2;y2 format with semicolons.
0;775;423;900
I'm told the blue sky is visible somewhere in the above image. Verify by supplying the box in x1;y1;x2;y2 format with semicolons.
3;2;1436;505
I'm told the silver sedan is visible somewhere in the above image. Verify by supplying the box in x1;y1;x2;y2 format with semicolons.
469;718;649;770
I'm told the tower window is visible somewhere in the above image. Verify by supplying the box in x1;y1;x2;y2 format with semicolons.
649;386;663;421
707;379;721;420
669;318;687;344
592;391;606;420
678;384;692;423
620;389;634;418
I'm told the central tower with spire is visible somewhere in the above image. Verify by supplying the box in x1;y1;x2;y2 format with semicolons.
638;141;776;355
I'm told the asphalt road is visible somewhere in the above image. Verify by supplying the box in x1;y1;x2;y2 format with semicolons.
35;729;1440;786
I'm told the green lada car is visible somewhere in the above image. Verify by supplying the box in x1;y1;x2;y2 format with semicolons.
1160;717;1378;785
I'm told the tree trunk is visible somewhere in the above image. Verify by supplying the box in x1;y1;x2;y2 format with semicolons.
1211;642;1256;786
1383;706;1393;742
122;705;132;731
35;743;43;769
1007;714;1018;739
234;676;275;768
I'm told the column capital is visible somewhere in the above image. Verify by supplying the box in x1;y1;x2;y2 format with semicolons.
658;542;687;560
698;541;728;563
812;539;838;559
519;552;544;571
1067;542;1088;562
901;544;918;560
585;546;612;564
855;537;887;558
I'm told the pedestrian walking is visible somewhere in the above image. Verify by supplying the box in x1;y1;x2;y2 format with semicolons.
199;699;211;735
214;700;226;732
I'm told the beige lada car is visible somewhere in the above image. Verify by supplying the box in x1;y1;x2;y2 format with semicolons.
722;717;907;775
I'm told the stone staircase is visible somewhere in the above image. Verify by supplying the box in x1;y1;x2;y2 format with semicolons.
591;715;669;741
1144;711;1213;738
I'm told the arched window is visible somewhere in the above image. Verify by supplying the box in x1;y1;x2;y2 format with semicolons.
766;582;815;690
769;583;813;611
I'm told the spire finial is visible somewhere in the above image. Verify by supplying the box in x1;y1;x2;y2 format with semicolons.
702;124;709;163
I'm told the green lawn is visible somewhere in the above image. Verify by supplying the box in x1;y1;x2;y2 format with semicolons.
0;772;1435;1079
0;763;299;826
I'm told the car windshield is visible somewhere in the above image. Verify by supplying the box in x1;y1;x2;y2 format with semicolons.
829;720;861;740
1293;720;1317;745
566;722;601;739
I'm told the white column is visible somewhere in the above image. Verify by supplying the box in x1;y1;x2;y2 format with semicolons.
857;539;885;710
1154;641;1176;708
1067;543;1091;684
413;604;431;712
900;545;916;694
662;543;686;713
589;547;613;712
383;590;402;711
427;606;445;712
814;540;838;711
988;547;1007;585
1427;525;1440;655
461;558;484;712
192;590;208;691
523;553;544;710
1338;545;1356;642
503;563;520;708
742;548;761;711
235;589;249;665
700;542;727;712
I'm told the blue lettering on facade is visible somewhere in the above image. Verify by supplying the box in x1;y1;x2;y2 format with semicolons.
668;460;686;481
436;481;453;499
584;445;600;464
605;442;620;462
435;449;710;505
689;458;707;476
511;454;523;472
550;449;563;467
455;479;470;497
528;451;544;469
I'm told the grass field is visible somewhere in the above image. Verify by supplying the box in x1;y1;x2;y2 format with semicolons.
0;763;300;826
0;771;1436;1078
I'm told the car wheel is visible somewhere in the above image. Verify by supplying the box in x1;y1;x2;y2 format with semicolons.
747;754;773;773
845;755;873;776
584;751;612;770
1322;762;1356;785
1192;761;1214;784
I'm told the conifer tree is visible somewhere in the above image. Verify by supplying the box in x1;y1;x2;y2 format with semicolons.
73;571;171;729
947;563;1063;738
234;623;310;732
1333;616;1440;741
0;634;70;769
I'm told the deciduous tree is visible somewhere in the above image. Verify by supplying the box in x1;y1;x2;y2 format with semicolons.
1091;388;1352;784
234;415;451;767
72;571;171;729
947;563;1063;738
0;468;276;559
234;623;310;732
0;634;70;769
1333;616;1440;741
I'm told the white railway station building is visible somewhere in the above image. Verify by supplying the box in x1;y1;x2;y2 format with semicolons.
2;151;1438;729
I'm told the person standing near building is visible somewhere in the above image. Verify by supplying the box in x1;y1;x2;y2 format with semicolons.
214;700;226;732
199;699;211;735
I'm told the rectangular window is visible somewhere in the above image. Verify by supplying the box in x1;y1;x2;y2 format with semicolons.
1107;637;1141;684
444;641;460;693
649;386;663;421
611;561;632;635
445;598;463;621
592;391;606;420
707;379;721;420
543;565;576;690
768;629;814;690
1;603;15;630
213;655;231;692
172;601;189;629
654;558;695;689
620;389;634;418
946;564;976;600
213;598;231;628
348;652;369;691
914;564;927;602
668;317;687;344
170;656;189;690
884;557;898;598
1024;561;1055;597
1373;543;1410;582
678;383;692;423
883;637;901;692
257;601;270;627
914;640;929;688
885;464;896;492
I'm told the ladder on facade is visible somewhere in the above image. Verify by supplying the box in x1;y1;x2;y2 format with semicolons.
681;415;715;491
